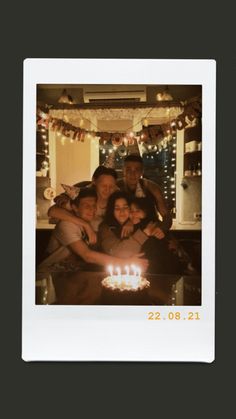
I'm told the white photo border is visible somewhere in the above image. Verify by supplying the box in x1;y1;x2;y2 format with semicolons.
22;59;215;362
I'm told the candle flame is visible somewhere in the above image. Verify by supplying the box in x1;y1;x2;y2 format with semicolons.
108;265;113;276
104;264;147;291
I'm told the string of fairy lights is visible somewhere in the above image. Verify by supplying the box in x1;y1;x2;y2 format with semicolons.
37;101;201;212
37;121;50;174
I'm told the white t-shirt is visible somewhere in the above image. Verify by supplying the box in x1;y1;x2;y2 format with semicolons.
38;221;88;272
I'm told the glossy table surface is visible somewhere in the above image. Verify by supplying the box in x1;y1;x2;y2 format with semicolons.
36;270;201;306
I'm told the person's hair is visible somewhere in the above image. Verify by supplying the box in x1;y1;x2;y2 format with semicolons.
124;154;143;165
72;187;97;207
104;190;131;227
92;165;117;181
130;197;158;226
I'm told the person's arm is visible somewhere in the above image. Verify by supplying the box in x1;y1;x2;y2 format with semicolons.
69;240;148;271
48;205;97;245
98;224;149;258
144;179;173;231
121;219;134;238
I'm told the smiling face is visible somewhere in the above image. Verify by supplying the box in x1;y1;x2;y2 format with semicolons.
94;174;117;201
130;203;146;225
123;161;143;190
72;197;97;223
113;198;130;225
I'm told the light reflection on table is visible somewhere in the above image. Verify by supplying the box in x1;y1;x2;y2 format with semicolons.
36;270;201;306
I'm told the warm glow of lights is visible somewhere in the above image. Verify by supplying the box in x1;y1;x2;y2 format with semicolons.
125;266;130;276
108;265;113;276
104;264;149;291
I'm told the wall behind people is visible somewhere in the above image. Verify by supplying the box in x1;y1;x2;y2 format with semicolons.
49;127;99;195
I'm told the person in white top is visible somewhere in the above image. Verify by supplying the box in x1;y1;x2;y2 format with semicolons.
39;187;148;272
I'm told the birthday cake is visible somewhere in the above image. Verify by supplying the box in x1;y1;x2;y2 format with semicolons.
101;274;150;305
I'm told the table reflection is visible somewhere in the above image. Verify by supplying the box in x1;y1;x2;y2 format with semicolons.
36;270;201;306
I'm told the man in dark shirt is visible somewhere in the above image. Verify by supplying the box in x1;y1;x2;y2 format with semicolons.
117;154;172;238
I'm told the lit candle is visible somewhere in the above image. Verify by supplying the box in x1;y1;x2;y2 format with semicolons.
108;265;113;277
116;267;121;284
125;265;130;277
131;264;136;276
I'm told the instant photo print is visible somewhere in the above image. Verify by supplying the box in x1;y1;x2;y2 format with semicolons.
22;59;215;362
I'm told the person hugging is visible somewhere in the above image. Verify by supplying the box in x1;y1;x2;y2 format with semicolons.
129;197;183;274
99;191;183;274
39;188;148;273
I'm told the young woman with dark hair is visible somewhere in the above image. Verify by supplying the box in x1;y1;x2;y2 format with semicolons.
99;192;182;274
98;191;154;259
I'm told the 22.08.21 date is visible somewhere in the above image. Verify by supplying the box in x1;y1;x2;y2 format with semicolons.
147;312;200;320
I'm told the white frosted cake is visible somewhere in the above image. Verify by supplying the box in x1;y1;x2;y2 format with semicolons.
101;275;150;305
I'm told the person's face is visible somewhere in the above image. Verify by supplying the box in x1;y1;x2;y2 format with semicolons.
114;198;130;225
72;197;97;222
130;203;146;225
123;162;143;189
94;175;117;201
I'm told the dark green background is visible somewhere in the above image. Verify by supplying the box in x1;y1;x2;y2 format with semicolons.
1;1;234;417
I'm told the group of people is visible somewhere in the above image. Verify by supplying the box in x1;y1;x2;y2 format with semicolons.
38;154;184;274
